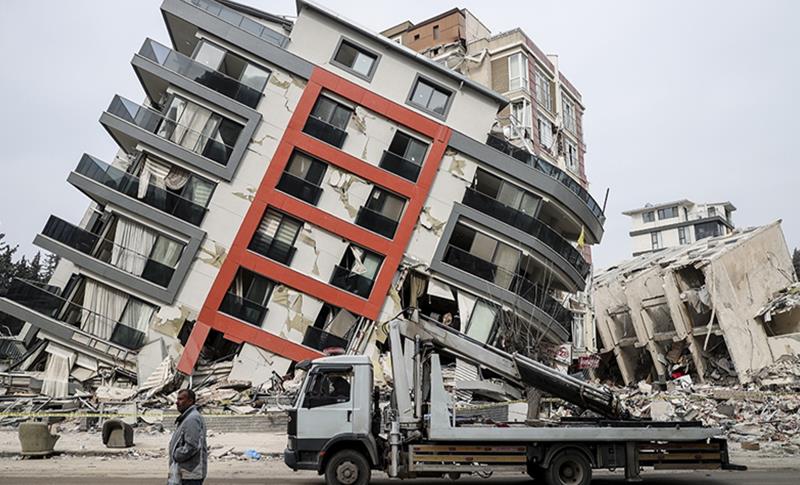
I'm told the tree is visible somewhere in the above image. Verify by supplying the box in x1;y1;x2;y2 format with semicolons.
0;233;18;292
793;248;800;280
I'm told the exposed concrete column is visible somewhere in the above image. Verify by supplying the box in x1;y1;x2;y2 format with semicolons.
662;269;707;382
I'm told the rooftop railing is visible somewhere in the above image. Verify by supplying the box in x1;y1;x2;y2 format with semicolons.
183;0;289;48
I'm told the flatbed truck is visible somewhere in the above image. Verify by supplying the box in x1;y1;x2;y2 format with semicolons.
284;318;743;484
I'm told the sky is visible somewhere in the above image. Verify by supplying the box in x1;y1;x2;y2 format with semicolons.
0;0;798;270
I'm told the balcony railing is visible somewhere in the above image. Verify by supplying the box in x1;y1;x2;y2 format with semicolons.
74;155;207;226
330;265;375;298
301;326;348;352
41;216;177;289
303;116;348;148
443;245;572;332
379;150;421;182
276;172;323;205
183;0;289;48
355;207;399;239
462;188;590;279
3;278;146;350
107;95;235;166
486;134;604;222
219;292;268;326
248;236;297;266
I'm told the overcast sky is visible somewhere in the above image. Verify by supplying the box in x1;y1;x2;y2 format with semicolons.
0;0;798;270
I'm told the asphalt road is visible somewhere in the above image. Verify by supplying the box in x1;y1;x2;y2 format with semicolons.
0;470;796;484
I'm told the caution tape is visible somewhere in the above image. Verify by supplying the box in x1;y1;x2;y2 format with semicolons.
0;412;284;419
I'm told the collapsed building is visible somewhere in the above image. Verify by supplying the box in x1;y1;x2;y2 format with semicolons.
0;0;602;403
593;221;799;386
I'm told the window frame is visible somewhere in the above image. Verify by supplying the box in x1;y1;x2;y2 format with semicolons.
678;226;688;245
406;74;455;120
651;231;661;250
642;211;655;223
508;52;529;91
330;37;381;82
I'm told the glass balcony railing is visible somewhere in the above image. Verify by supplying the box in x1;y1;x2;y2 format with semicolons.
379;150;421;182
248;236;297;266
41;216;177;289
330;265;375;298
139;38;263;109
462;188;590;279
2;278;146;350
219;292;268;326
355;207;399;239
276;172;324;205
443;245;572;333
106;95;236;166
74;155;207;226
183;0;289;48
486;134;605;222
301;326;348;352
303;116;348;148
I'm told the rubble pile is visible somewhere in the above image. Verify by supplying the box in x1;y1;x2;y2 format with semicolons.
617;355;800;453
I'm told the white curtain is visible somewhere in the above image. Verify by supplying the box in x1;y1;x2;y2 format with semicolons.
82;280;128;340
41;353;70;398
111;218;157;276
119;298;155;333
187;177;213;207
137;157;170;199
164;165;190;191
179;103;215;153
456;291;477;327
150;237;182;268
466;301;497;344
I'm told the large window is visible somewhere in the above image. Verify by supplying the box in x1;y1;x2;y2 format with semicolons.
304;97;352;148
356;187;405;238
695;221;723;240
132;154;216;223
510;99;532;135
562;95;577;133
651;231;662;250
277;152;328;205
220;268;273;325
642;211;655;223
563;138;579;174
192;40;271;94
473;169;539;217
657;206;679;220
249;208;303;265
678;227;688;245
465;300;498;344
408;77;452;118
448;223;520;289
331;245;383;298
535;69;553;112
508;53;529;91
537;115;554;151
332;39;378;79
381;131;428;182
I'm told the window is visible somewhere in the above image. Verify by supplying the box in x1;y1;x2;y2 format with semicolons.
564;138;579;173
304;97;352;147
220;268;273;325
408;77;452;118
651;231;661;250
331;245;383;297
332;39;378;79
678;227;688;245
708;206;717;217
465;300;498;344
192;40;270;101
473;169;540;217
642;211;655;223
132;154;216;224
535;69;553;112
433;25;440;40
357;187;405;238
510;99;532;135
657;206;678;220
249;208;303;264
381;131;428;182
277;152;328;205
695;221;723;240
303;367;353;408
562;95;577;133
508;53;528;91
413;33;420;41
448;223;520;289
537;115;554;151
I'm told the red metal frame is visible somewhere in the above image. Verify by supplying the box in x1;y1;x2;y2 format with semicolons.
177;67;451;374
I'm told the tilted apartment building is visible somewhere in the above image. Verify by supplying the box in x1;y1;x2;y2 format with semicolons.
0;0;604;396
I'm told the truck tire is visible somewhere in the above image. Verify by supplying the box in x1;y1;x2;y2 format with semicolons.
325;449;371;485
542;449;591;485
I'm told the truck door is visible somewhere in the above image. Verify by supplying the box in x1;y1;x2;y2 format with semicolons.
297;366;355;442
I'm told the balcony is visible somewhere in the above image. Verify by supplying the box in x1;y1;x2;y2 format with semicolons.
355;207;398;239
138;38;263;109
248;236;297;266
219;292;268;326
1;278;146;351
462;188;590;280
276;172;323;205
181;0;289;48
72;155;207;226
379;150;421;182
301;326;348;352
104;95;235;166
486;134;605;223
40;216;176;289
330;265;375;298
303;116;347;148
443;245;572;334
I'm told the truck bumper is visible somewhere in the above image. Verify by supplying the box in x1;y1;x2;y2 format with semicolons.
283;448;319;471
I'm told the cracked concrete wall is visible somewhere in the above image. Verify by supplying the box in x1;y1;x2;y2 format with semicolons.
291;223;351;283
593;276;644;385
340;105;427;169
262;285;325;344
317;166;373;224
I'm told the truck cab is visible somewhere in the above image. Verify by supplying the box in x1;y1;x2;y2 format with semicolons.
284;355;381;484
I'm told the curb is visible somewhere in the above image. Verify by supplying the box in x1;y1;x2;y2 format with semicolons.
0;450;285;460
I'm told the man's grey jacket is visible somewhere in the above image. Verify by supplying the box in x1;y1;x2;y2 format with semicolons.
169;404;208;481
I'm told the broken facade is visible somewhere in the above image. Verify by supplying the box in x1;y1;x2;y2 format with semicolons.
593;222;799;386
0;0;603;402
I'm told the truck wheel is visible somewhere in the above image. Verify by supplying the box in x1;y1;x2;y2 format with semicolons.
543;449;591;485
325;449;371;485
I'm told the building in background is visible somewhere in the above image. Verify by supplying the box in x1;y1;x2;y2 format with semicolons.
0;0;604;398
623;200;736;256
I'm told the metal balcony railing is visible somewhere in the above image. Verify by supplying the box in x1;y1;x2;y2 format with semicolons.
139;38;263;109
303;116;348;148
354;207;399;239
301;326;348;352
248;235;297;266
219;292;268;326
183;0;289;48
379;150;421;182
329;265;375;298
276;172;324;205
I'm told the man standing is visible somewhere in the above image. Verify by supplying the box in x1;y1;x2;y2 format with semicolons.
169;389;208;485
